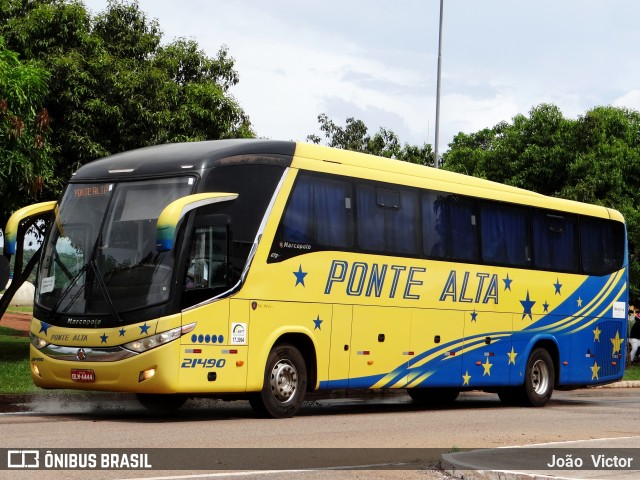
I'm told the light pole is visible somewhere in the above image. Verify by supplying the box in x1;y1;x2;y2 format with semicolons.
434;0;444;168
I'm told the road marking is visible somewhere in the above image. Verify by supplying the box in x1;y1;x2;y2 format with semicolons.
115;463;409;480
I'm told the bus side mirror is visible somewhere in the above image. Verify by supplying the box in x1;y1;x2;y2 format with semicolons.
156;193;238;252
4;201;57;255
0;256;8;291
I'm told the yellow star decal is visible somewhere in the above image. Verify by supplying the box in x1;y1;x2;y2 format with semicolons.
591;361;600;380
593;326;601;342
610;330;623;356
507;347;517;365
577;297;583;307
482;357;493;376
462;370;471;385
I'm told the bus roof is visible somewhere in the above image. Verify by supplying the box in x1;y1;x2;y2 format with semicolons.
292;142;624;223
71;139;623;223
71;139;296;181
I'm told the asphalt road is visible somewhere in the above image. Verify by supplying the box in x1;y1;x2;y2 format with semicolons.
0;387;639;480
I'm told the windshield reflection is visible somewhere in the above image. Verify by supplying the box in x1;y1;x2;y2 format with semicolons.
36;178;194;318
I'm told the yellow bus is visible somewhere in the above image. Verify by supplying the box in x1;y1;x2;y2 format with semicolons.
5;140;628;417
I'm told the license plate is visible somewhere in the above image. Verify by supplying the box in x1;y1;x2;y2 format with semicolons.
71;369;95;382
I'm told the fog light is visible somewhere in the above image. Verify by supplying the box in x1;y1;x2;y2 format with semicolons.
139;368;156;382
32;364;41;377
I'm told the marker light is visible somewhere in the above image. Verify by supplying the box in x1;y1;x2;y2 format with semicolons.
30;333;49;350
124;323;196;354
139;368;156;382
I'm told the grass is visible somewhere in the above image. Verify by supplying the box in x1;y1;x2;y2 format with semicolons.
0;325;38;394
624;364;640;381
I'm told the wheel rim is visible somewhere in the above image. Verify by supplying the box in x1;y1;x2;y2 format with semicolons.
531;358;550;395
270;359;298;403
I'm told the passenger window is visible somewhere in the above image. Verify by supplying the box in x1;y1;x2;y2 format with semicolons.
480;202;530;267
580;217;625;275
280;175;352;248
447;196;479;262
422;192;478;261
357;184;418;255
532;211;579;272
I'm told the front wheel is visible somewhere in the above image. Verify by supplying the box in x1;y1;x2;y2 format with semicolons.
249;343;307;418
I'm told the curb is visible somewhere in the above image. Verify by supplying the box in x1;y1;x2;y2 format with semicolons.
595;380;640;388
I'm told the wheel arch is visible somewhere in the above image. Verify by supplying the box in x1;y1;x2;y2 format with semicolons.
526;337;560;388
273;332;317;393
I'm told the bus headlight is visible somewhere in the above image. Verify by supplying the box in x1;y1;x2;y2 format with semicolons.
123;323;196;353
30;333;49;350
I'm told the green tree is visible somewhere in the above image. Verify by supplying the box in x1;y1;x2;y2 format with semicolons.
0;36;54;226
308;113;434;165
443;104;572;196
0;0;253;214
443;103;640;300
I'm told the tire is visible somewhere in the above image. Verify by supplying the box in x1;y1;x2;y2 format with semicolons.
136;393;187;413
522;348;554;407
407;387;459;405
249;343;307;418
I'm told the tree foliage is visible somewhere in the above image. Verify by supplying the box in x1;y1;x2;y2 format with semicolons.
0;0;253;226
308;113;434;166
443;103;640;300
0;35;54;226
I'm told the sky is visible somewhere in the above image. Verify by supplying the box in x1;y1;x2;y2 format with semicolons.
82;0;640;152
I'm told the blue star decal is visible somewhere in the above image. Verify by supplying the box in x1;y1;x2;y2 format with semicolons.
139;323;150;335
503;274;513;291
520;291;536;320
553;278;562;295
543;301;549;313
470;310;478;322
100;333;108;343
119;328;126;337
293;265;308;287
313;315;323;330
38;321;51;336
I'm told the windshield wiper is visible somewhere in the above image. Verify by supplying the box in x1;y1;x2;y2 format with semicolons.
88;259;122;323
47;262;90;323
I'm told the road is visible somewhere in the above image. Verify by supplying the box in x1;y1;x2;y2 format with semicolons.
0;387;639;480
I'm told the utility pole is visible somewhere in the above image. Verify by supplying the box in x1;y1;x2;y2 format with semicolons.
434;0;444;168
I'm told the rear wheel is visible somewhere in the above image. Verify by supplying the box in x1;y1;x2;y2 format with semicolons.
407;387;459;405
499;348;554;407
523;348;554;406
249;343;307;418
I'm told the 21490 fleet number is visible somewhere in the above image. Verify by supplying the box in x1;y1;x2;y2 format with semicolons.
181;358;226;369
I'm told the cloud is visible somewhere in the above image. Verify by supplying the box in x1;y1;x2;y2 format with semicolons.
613;90;640;111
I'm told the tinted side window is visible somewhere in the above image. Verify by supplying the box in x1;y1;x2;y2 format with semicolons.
356;184;418;255
480;202;530;267
422;191;447;258
532;211;579;272
422;193;479;262
580;217;625;275
448;196;479;262
281;175;352;248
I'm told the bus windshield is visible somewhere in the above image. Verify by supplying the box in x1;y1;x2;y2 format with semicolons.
36;177;194;318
